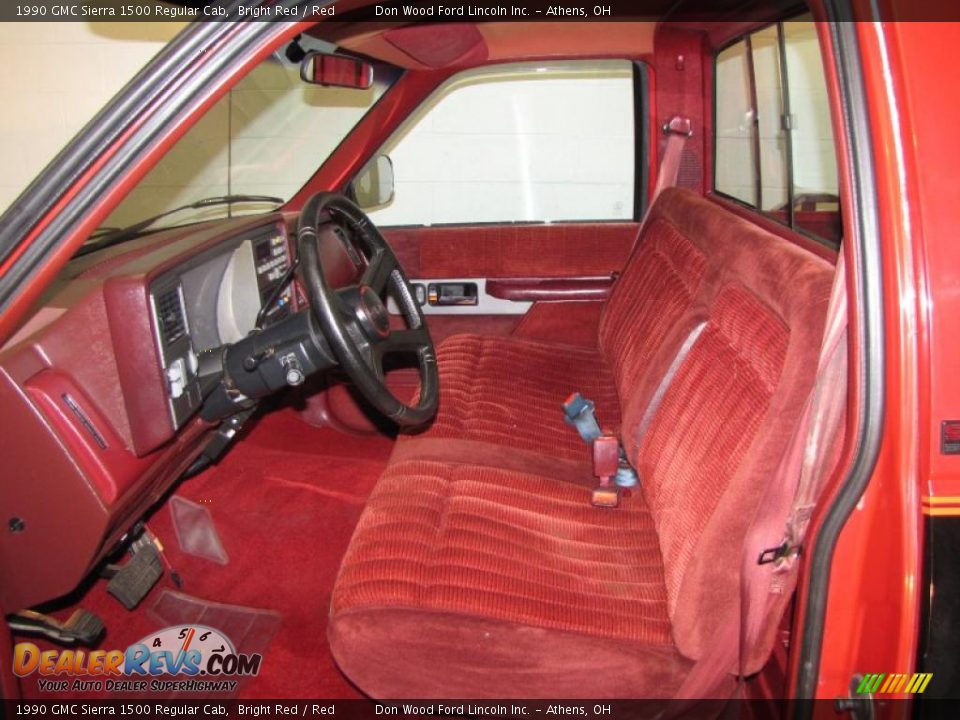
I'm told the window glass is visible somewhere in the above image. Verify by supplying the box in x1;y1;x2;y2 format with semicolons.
751;26;788;211
715;40;757;206
365;61;635;227
714;19;841;245
102;59;395;231
784;19;841;242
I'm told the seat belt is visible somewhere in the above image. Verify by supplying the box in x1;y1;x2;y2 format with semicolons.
639;116;693;232
634;322;707;445
562;393;639;505
563;320;708;504
563;392;603;442
672;254;849;703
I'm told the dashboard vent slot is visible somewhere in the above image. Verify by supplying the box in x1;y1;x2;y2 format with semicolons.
156;287;187;346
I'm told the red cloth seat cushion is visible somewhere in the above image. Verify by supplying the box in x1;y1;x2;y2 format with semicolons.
329;459;691;698
401;334;620;464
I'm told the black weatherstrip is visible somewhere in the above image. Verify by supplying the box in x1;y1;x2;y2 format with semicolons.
632;61;650;222
794;9;887;707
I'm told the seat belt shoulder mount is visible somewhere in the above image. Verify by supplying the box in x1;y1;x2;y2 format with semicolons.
663;116;693;138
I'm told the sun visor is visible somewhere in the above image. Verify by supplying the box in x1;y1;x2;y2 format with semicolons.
383;23;488;68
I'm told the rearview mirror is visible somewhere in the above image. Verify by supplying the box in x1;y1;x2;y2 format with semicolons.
300;52;374;90
349;155;395;210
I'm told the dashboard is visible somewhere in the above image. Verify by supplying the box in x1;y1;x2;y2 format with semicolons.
0;214;298;611
150;224;292;429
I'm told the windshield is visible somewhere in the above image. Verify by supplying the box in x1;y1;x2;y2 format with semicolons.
96;51;399;238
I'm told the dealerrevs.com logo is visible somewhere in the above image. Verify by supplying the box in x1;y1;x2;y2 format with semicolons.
13;625;263;694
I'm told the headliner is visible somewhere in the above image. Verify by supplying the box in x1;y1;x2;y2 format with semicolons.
309;0;800;69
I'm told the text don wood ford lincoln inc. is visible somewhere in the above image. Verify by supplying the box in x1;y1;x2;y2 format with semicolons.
375;705;614;716
12;626;262;694
373;5;615;18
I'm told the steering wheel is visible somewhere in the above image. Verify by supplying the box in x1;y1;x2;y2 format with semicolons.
297;192;438;428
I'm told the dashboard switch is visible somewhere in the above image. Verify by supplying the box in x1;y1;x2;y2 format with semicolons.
165;358;188;399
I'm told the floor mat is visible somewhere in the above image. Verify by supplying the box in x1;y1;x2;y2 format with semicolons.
16;409;392;700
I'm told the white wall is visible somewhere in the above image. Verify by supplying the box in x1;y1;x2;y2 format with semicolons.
2;33;634;231
783;21;837;198
367;62;635;227
714;40;757;206
0;22;186;214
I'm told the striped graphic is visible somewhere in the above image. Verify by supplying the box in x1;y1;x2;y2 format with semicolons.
921;495;960;516
856;672;933;695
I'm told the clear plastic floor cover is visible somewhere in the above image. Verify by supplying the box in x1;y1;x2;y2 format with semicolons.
168;495;230;566
147;589;282;698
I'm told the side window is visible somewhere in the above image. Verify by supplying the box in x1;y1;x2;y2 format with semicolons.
366;61;636;227
714;17;841;246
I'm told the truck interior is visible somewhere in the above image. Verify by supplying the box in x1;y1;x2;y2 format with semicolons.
0;1;859;702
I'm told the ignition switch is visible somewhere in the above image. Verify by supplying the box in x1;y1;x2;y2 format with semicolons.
281;353;305;387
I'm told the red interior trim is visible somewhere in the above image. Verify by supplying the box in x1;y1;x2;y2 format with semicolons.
707;193;838;262
487;276;615;302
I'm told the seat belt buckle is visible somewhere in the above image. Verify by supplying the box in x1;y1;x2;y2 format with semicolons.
591;433;621;508
563;392;602;443
594;433;619;478
564;393;637;499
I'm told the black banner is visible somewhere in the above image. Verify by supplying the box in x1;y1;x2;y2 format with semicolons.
2;0;959;23
4;699;957;720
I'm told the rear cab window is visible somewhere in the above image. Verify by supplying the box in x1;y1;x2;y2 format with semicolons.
714;15;841;246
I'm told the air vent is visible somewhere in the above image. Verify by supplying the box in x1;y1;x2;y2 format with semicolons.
156;287;187;346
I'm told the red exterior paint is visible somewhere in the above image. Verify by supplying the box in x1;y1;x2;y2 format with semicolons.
814;18;960;699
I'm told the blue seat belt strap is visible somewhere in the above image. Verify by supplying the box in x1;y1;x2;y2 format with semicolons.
562;392;602;442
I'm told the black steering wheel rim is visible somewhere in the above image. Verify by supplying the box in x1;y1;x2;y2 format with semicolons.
297;192;438;428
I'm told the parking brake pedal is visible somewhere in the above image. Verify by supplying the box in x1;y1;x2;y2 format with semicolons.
9;609;104;646
106;539;163;610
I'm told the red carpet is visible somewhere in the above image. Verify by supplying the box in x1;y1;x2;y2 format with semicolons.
16;408;393;700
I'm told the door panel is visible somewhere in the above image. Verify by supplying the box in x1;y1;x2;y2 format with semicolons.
383;222;637;279
382;222;635;342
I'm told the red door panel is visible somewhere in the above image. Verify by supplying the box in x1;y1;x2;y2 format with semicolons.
384;222;637;278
